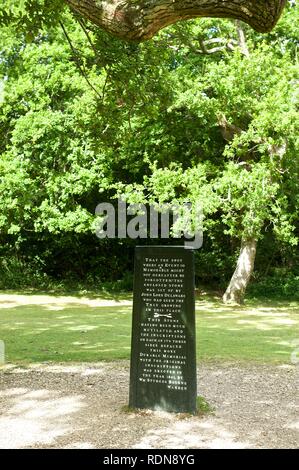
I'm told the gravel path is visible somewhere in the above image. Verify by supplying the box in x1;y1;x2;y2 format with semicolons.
0;361;298;449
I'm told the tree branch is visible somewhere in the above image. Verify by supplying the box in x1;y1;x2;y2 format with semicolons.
235;20;250;57
64;0;287;42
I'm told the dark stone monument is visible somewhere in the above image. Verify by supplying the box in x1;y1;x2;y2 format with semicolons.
129;246;197;413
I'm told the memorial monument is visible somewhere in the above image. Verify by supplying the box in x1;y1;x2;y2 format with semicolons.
129;245;197;413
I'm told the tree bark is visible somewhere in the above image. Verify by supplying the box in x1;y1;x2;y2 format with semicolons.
223;237;257;304
64;0;286;42
235;19;250;57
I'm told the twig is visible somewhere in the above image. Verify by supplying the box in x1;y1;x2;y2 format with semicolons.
59;20;102;100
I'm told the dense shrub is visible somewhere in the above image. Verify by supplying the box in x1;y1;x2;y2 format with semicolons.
248;271;299;300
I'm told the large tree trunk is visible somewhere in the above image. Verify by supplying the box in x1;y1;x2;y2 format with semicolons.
64;0;286;42
223;238;257;304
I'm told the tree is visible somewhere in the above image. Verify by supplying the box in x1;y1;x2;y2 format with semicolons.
115;5;299;303
0;1;287;42
0;13;177;283
0;3;297;297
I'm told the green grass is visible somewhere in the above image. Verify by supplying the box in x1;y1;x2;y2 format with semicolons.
0;293;298;364
196;396;215;416
195;297;299;362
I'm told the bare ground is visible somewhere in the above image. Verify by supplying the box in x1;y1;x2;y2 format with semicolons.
0;361;298;449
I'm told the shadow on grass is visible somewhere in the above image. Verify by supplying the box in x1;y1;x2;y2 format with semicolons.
0;304;132;363
0;296;298;364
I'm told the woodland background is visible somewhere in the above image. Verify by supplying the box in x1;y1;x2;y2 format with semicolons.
0;1;298;301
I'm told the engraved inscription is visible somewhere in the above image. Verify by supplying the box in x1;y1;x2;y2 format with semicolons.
139;257;187;390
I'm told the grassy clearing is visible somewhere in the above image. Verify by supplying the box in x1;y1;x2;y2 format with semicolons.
0;293;298;364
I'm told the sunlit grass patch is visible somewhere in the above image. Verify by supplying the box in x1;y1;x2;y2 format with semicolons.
0;293;298;364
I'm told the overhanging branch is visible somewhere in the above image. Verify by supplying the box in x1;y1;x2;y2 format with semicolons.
64;0;287;42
